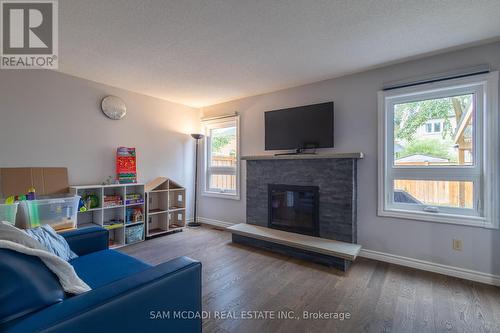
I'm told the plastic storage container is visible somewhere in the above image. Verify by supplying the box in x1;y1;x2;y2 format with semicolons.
0;203;19;224
125;224;144;244
18;196;80;231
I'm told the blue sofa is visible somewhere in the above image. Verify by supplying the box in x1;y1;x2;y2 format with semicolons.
0;227;202;333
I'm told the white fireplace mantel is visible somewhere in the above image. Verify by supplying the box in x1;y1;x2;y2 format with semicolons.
241;152;364;161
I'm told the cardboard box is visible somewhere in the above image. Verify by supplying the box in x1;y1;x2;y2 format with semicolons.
0;167;69;197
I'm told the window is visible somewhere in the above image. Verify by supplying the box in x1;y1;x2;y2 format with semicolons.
378;72;499;227
202;115;240;199
424;120;442;134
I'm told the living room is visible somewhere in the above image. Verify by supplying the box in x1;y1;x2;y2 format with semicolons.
1;1;499;333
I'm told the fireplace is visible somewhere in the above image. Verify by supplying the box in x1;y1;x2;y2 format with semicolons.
268;184;319;237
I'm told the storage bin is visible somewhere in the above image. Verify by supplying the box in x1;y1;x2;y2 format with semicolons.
0;203;19;224
125;224;144;244
18;195;80;231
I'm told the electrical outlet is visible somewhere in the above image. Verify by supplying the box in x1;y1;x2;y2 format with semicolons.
452;239;463;251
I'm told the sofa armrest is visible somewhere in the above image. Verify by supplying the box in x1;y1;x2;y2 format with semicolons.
60;227;108;256
2;257;202;333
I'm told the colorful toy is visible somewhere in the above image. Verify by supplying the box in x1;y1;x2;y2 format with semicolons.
14;195;26;201
26;187;36;200
126;207;143;224
103;195;123;207
125;193;144;205
4;196;15;205
4;188;36;204
116;147;137;184
133;209;143;222
78;198;87;212
82;194;99;209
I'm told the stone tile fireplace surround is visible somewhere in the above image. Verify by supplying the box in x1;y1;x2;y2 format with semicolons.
240;153;362;270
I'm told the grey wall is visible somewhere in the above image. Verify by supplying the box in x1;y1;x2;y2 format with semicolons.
0;70;200;218
199;41;500;276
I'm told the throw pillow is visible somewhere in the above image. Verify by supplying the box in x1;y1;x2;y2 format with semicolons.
25;224;78;261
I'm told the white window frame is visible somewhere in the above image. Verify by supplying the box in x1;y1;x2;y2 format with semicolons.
202;115;241;200
378;71;499;228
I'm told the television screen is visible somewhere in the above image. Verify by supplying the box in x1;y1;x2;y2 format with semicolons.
265;102;334;151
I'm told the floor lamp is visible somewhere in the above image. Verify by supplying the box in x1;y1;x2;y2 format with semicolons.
188;133;204;227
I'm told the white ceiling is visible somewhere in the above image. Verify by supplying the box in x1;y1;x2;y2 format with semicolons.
59;0;500;108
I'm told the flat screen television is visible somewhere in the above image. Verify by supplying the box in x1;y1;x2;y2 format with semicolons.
265;102;334;151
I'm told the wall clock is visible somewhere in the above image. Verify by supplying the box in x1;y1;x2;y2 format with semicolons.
101;96;127;120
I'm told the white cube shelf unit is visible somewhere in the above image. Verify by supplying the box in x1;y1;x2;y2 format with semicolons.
145;177;186;237
70;183;146;249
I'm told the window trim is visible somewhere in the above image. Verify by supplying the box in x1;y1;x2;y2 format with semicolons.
378;71;499;228
202;115;241;200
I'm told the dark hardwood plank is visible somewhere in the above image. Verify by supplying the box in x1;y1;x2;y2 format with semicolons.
121;226;500;333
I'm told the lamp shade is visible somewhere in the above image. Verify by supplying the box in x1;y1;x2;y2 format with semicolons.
191;133;204;140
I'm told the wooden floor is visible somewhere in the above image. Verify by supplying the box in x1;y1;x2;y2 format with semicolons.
122;226;500;333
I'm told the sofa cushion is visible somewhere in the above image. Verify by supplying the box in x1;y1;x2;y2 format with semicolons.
61;227;109;256
0;249;65;324
69;250;151;288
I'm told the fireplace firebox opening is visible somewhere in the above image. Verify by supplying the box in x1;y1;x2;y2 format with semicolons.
268;184;319;237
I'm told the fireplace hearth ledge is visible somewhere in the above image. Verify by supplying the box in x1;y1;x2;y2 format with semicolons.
227;223;362;270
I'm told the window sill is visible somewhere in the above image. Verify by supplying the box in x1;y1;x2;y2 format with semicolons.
378;208;497;229
202;191;240;201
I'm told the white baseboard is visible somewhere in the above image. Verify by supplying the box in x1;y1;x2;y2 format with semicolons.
360;249;500;286
197;217;236;228
193;217;500;286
